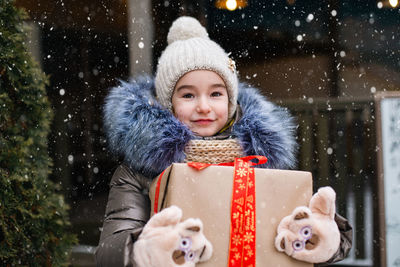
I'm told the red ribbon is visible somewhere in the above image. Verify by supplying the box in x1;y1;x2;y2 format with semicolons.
228;157;257;267
187;155;267;170
153;168;168;214
153;156;268;267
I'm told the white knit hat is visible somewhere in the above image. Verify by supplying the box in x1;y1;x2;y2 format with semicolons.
155;16;238;119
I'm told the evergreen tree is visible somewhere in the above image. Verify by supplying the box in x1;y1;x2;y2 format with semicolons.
0;0;77;265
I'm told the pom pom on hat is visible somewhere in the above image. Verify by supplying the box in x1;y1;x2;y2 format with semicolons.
167;16;209;44
155;16;239;121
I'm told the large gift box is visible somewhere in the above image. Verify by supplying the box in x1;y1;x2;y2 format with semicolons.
149;158;313;267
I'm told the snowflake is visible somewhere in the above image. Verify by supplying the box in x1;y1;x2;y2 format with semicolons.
232;234;242;246
236;168;248;177
234;252;241;260
243;232;254;243
246;249;254;258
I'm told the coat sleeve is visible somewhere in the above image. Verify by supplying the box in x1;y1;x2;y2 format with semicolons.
316;213;353;266
95;165;151;267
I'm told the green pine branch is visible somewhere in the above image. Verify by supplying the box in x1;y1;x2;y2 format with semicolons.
0;1;77;266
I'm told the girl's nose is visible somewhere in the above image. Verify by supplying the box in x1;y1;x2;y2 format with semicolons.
196;97;211;113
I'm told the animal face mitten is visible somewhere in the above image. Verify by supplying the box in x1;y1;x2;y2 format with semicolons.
134;205;213;267
274;186;340;263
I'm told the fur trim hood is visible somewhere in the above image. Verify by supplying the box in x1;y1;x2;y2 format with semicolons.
103;76;297;178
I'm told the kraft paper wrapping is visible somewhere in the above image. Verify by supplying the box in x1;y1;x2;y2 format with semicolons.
149;163;313;267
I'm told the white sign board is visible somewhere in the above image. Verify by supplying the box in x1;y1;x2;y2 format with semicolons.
377;95;400;266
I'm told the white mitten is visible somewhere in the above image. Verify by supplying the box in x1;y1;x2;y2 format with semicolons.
274;186;340;263
134;205;213;267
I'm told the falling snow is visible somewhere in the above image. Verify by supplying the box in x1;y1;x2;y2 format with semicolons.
5;2;398;264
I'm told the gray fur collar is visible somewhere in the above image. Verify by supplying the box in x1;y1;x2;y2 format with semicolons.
103;76;297;178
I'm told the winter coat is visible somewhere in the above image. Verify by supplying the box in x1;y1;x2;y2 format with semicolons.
95;76;352;266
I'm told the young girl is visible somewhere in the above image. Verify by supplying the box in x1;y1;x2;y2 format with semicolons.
96;16;351;266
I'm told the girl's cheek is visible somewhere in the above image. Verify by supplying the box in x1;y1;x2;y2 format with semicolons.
174;108;186;121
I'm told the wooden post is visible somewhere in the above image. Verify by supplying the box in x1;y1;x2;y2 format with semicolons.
327;0;340;98
127;0;153;76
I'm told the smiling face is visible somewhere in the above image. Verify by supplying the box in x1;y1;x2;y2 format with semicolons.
172;70;229;137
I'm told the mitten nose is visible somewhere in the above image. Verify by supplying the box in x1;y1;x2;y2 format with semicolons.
304;233;320;250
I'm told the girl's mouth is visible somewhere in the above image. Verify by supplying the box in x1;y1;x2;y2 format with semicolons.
193;119;214;125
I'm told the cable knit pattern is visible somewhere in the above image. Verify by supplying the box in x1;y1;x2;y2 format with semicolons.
103;76;298;179
155;16;238;119
184;139;243;164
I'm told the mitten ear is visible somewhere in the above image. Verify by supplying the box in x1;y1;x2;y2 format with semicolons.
276;207;310;234
179;218;203;236
146;205;183;228
275;235;286;252
292;207;312;220
309;186;336;218
275;232;287;252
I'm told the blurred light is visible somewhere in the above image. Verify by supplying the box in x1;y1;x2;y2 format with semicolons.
378;0;399;8
68;155;74;164
215;0;248;11
226;0;237;10
306;14;314;22
389;0;398;7
296;35;303;41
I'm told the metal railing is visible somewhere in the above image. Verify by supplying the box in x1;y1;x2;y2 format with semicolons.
283;97;377;266
70;245;96;267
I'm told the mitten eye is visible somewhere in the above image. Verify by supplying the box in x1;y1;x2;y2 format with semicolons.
292;240;304;251
185;250;196;261
300;226;312;240
180;237;192;250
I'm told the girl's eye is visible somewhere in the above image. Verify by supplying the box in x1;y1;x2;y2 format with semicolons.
300;226;312;240
182;93;194;98
211;92;222;97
